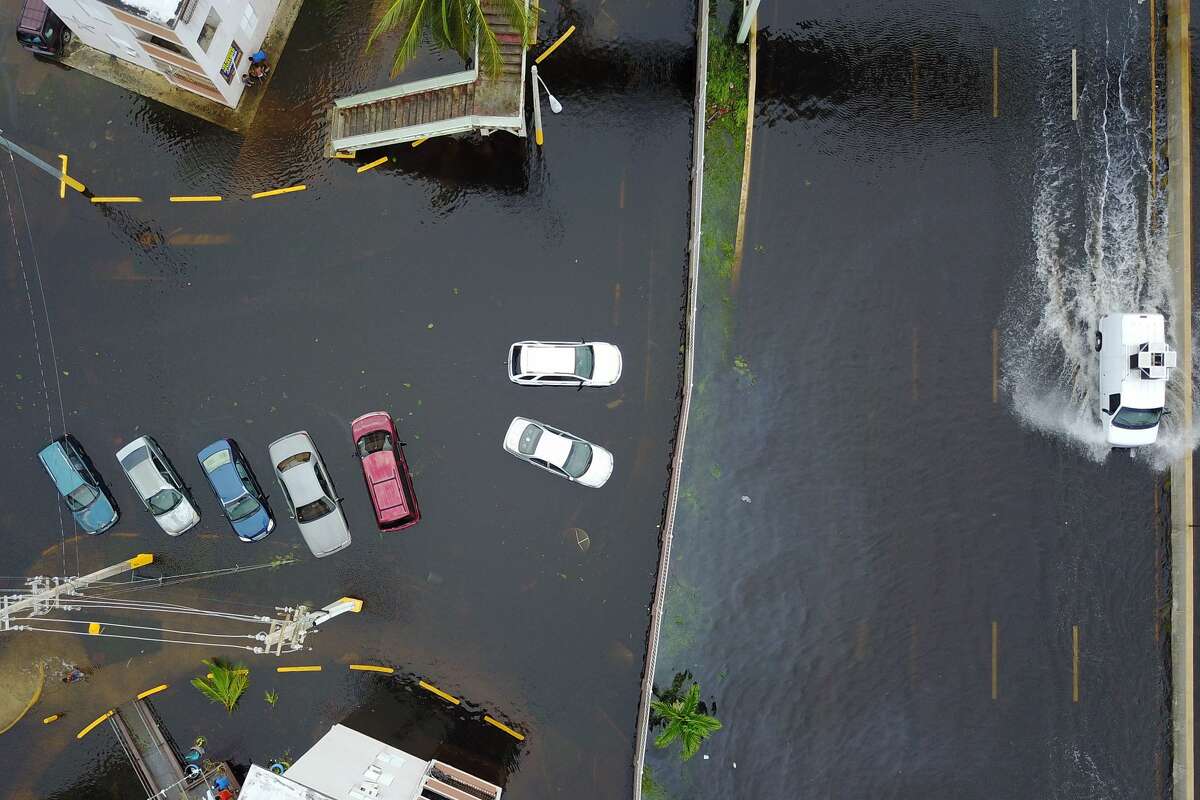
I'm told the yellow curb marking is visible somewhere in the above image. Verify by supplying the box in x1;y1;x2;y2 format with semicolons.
419;680;460;705
43;714;61;724
483;716;525;741
58;155;67;199
535;24;575;64
90;196;142;204
206;669;248;679
137;684;169;700
276;665;322;673
170;195;223;203
334;152;356;159
357;156;388;173
251;185;306;199
349;664;395;674
87;622;101;635
411;137;429;148
76;710;113;739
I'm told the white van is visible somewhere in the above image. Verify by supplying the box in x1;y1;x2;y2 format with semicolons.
1096;313;1176;448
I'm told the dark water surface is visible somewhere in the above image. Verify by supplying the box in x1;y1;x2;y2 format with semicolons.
646;1;1171;798
0;0;694;797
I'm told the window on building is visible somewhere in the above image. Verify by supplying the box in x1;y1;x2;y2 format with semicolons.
135;31;192;59
239;5;257;36
196;7;220;53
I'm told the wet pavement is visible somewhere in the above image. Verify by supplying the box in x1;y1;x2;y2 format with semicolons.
645;1;1173;798
0;0;694;796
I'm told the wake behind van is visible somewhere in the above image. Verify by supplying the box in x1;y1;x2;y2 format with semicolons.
1096;313;1175;449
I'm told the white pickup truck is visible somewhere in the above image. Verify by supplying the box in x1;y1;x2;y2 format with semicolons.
1096;313;1176;448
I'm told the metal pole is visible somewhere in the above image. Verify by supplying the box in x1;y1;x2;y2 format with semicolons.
530;65;544;146
736;0;762;44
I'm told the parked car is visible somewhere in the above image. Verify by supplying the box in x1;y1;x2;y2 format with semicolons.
37;434;119;534
1096;312;1176;449
508;341;623;387
197;438;274;542
351;411;421;532
268;431;351;558
16;0;69;56
115;436;200;536
502;417;614;488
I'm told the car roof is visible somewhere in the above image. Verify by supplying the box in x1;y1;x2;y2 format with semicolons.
284;461;325;507
533;428;573;466
125;452;167;495
38;441;84;494
522;344;577;375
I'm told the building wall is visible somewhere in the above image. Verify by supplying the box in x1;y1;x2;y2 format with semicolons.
43;0;280;107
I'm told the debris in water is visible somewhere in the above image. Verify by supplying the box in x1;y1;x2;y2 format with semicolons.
740;495;751;503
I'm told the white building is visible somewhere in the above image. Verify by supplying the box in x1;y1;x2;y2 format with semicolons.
43;0;277;106
239;724;504;800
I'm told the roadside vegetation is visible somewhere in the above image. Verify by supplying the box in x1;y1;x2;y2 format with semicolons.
191;659;249;714
368;0;531;78
650;673;723;761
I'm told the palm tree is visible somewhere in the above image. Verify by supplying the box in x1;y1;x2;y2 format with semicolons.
368;0;531;80
650;682;722;761
191;659;249;714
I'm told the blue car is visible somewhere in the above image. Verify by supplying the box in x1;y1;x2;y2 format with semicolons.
37;434;119;534
196;438;274;541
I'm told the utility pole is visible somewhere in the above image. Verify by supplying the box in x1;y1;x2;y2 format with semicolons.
1;553;363;656
0;553;153;630
736;0;762;44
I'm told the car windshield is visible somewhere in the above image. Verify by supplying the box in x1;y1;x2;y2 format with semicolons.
296;497;335;523
517;424;542;455
225;494;261;522
147;488;183;515
65;483;98;512
356;431;391;457
201;449;232;473
277;452;311;472
562;441;593;478
1113;406;1163;430
574;346;594;379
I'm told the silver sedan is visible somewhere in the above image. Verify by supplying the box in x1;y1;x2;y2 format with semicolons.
268;431;351;558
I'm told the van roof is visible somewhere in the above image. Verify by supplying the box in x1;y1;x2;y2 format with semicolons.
18;0;50;33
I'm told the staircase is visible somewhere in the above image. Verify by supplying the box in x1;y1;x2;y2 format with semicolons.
328;0;527;154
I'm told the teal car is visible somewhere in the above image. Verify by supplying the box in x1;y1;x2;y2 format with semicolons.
37;434;120;534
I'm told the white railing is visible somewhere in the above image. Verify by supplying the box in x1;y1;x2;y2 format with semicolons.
630;0;709;797
335;36;481;109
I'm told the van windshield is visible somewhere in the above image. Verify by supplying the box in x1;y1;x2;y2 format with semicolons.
1113;407;1163;430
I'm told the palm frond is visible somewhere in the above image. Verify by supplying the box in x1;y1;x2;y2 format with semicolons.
654;725;680;750
367;0;422;51
191;658;249;714
470;0;503;78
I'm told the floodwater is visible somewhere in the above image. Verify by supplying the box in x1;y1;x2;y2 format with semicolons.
0;0;695;797
645;1;1173;798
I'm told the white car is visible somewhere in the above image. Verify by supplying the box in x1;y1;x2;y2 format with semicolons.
508;341;622;387
115;436;200;536
268;431;351;558
502;417;614;488
1096;312;1176;448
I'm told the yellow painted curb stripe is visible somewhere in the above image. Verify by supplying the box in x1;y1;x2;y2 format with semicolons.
419;680;460;705
276;665;322;673
170;195;222;202
535;24;576;64
334;152;356;159
483;716;525;741
58;155;68;199
411;137;429;148
87;622;101;635
206;668;248;679
76;710;113;739
0;662;44;736
349;664;394;674
90;196;142;203
251;185;306;199
64;175;86;193
136;684;168;700
43;714;60;724
356;156;388;173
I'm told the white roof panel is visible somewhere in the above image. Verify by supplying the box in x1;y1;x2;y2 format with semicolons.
523;345;575;375
240;765;336;800
284;725;428;800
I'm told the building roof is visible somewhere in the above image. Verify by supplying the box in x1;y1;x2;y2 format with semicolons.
240;765;335;800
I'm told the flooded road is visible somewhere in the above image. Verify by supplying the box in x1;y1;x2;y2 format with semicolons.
0;0;694;796
646;1;1172;798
